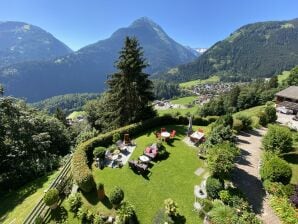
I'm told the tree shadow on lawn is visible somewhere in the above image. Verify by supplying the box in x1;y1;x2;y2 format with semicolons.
0;172;53;219
49;205;68;223
283;152;298;165
232;168;266;214
101;196;113;209
82;189;99;205
82;190;114;209
172;214;186;224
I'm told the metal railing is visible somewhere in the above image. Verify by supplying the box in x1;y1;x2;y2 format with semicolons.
23;156;72;224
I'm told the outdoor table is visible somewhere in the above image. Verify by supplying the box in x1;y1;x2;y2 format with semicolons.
161;131;170;138
190;131;204;141
139;155;150;163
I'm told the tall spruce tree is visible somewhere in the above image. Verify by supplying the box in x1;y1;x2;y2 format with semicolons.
106;37;155;128
0;84;4;96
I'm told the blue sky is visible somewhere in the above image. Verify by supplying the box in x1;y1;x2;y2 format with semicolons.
1;0;298;50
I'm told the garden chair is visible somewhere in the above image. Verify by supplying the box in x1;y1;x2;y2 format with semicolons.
170;130;176;138
123;134;131;145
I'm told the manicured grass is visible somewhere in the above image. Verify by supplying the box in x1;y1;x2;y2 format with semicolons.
68;125;210;223
0;171;59;224
66;111;86;120
170;96;197;105
277;71;290;85
233;105;267;128
179;75;220;89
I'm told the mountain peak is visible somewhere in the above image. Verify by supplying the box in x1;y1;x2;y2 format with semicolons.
131;17;162;29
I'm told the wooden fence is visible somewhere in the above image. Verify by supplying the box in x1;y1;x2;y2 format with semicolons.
23;156;72;224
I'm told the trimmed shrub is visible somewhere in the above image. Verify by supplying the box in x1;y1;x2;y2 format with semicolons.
258;111;268;127
233;118;243;133
263;180;294;198
260;153;292;185
206;177;224;199
110;187;124;206
164;198;178;217
236;115;252;130
216;114;233;127
264;106;277;123
207;143;239;179
113;132;121;143
262;125;293;154
68;193;82;213
93;146;106;159
72;149;95;192
43;188;59;207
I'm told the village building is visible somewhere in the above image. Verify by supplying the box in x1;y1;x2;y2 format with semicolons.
275;86;298;114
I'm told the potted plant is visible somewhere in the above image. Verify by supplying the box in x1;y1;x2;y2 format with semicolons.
110;187;124;208
43;188;59;209
97;183;105;201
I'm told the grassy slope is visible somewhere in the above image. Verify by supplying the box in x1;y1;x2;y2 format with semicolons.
277;71;290;85
170;96;197;105
69;125;210;223
157;96;200;116
66;111;87;120
233;105;267;128
0;171;59;224
179;75;220;89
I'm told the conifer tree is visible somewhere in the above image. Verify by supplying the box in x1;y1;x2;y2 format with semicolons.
106;37;155;128
54;107;68;126
0;84;4;96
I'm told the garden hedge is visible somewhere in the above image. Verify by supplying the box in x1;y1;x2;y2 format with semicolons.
72;115;216;192
260;153;292;185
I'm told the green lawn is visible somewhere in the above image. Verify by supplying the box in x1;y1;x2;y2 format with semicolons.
179;75;220;89
170;96;197;105
233;105;267;128
64;125;210;223
0;171;59;224
157;96;200;116
277;71;290;85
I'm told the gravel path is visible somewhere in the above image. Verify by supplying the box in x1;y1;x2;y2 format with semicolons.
232;128;281;224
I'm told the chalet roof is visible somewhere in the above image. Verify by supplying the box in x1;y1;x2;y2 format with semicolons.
275;86;298;100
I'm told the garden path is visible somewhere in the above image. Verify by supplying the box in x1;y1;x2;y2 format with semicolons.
232;128;281;224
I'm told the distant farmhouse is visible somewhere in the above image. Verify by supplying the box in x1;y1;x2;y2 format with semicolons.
275;86;298;114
